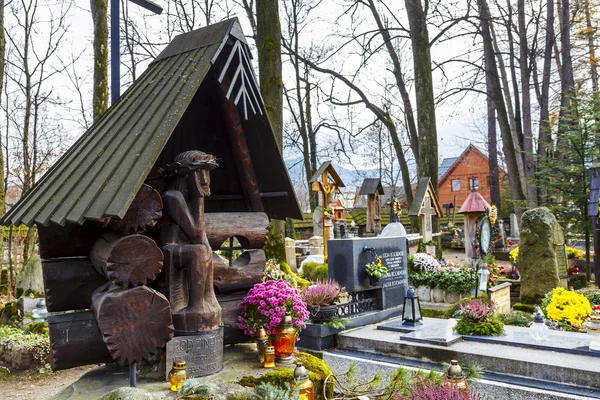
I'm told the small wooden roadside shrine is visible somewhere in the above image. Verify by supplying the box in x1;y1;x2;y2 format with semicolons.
408;177;443;244
457;184;490;265
309;162;344;259
359;178;384;234
0;19;301;373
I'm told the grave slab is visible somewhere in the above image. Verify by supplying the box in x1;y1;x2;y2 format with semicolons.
339;319;600;389
377;317;461;346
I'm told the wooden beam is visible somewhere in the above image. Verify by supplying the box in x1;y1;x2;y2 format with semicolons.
43;258;108;312
49;311;113;370
215;69;264;212
260;192;288;198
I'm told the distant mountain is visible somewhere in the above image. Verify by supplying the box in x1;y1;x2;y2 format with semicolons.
283;156;416;189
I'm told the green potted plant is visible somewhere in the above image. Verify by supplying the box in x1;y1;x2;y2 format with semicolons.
365;257;388;286
300;280;342;322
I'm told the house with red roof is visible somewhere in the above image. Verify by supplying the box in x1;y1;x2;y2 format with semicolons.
438;144;504;209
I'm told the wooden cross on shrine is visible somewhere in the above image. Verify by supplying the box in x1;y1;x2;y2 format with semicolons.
309;162;345;260
421;195;436;242
408;177;442;244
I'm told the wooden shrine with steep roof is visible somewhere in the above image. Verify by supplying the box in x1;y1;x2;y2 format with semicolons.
408;177;443;243
1;19;301;371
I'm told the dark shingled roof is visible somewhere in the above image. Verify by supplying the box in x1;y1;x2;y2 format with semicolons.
2;18;302;227
408;177;442;217
309;161;345;188
438;157;458;181
359;178;384;196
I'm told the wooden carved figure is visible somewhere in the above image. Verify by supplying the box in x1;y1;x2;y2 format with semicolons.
160;150;221;333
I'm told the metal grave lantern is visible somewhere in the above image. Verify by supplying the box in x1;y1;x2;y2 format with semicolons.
445;360;468;394
402;288;423;327
529;312;549;341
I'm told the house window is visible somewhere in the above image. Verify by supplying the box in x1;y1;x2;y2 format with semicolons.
470;178;479;191
452;179;461;192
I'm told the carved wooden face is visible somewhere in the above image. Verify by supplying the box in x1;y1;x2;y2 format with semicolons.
187;168;211;197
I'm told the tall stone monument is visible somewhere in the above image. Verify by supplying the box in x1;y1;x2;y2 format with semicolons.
519;207;565;302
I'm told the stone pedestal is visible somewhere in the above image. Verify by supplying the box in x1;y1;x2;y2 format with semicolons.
488;282;511;315
165;327;224;379
284;237;297;272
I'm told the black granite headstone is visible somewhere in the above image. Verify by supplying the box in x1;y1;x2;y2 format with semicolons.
328;237;408;308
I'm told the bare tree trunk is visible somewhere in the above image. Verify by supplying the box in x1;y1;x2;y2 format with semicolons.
257;0;286;260
518;0;537;205
404;0;438;192
557;0;576;155
490;23;526;196
478;0;527;215
0;0;5;219
537;0;554;204
305;69;318;211
367;0;419;160
91;0;108;120
486;57;501;214
506;1;524;156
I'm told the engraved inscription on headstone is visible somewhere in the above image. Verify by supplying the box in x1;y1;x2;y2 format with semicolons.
380;249;408;308
553;223;568;287
165;328;224;380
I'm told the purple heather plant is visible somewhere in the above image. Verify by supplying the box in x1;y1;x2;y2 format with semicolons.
394;374;479;400
237;279;310;337
301;280;341;307
459;298;495;322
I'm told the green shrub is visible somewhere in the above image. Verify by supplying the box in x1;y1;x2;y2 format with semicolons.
421;309;447;319
280;262;310;288
513;303;536;313
576;287;600;305
445;294;489;319
500;311;533;327
301;262;328;282
408;269;475;294
454;317;504;336
0;325;50;365
569;274;588;290
239;352;333;400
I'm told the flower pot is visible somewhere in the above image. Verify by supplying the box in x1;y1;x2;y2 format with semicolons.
431;287;445;303
417;286;431;302
369;276;380;287
444;291;462;304
307;304;339;322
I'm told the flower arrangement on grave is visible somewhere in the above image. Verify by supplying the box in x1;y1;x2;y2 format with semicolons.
391;196;403;219
454;297;504;336
301;280;341;309
323;206;335;220
263;259;298;288
509;246;519;265
237;279;310;338
412;253;440;272
409;267;475;294
301;280;350;327
365;257;388;278
541;287;591;330
566;247;584;260
489;205;498;225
